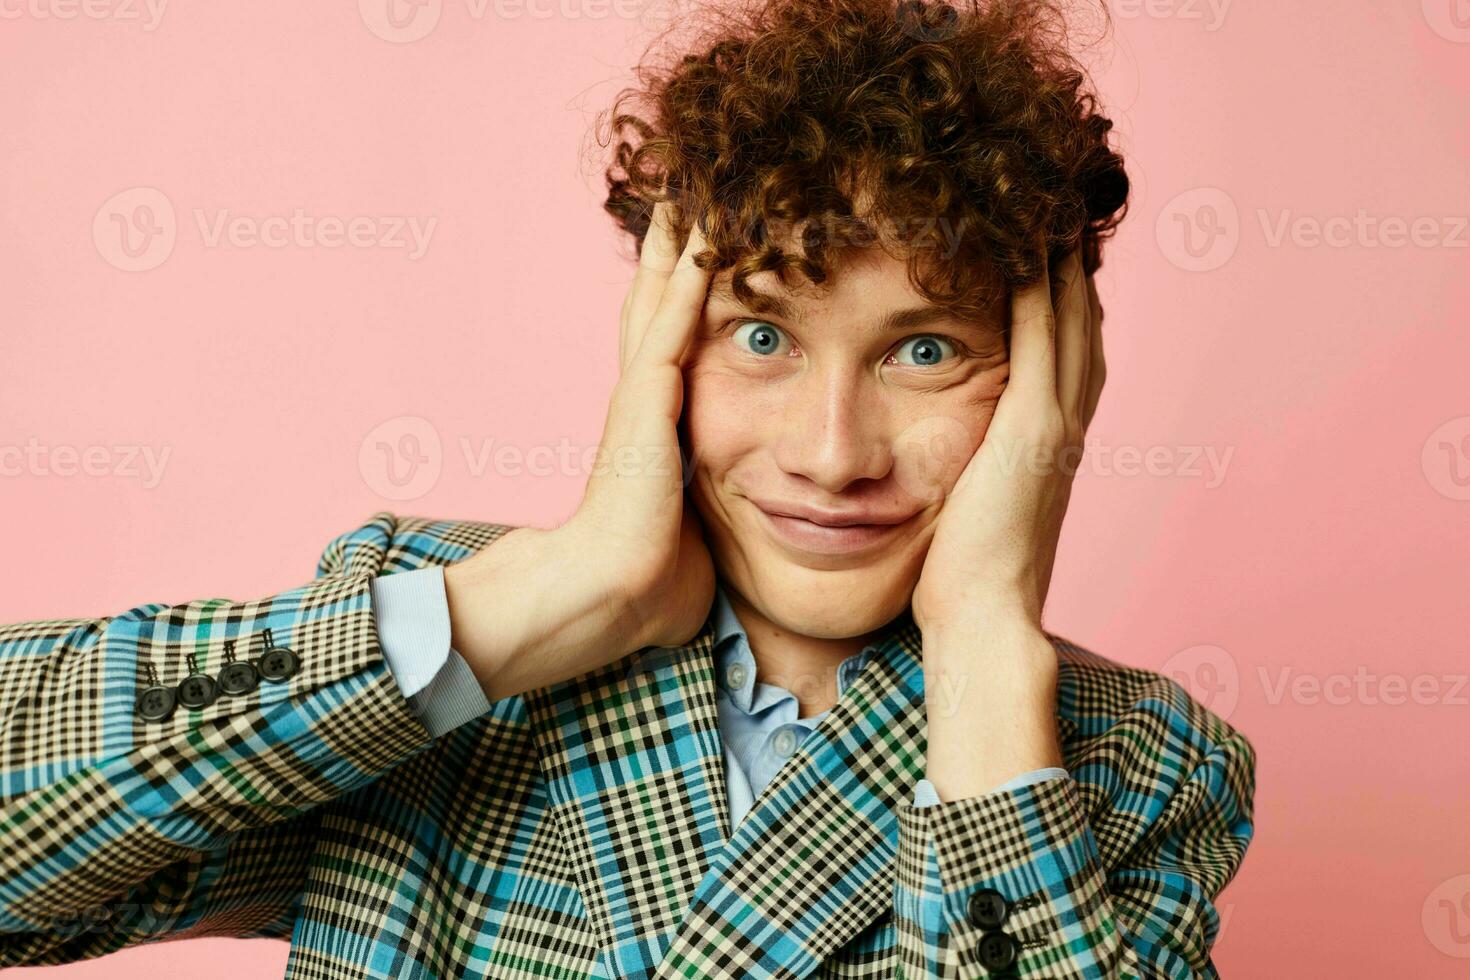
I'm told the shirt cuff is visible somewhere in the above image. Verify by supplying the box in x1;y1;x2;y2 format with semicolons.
370;566;492;738
408;647;493;739
370;566;453;699
912;767;1069;807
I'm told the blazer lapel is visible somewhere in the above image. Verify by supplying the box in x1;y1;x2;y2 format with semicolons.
651;610;930;980
524;602;1057;980
521;616;731;980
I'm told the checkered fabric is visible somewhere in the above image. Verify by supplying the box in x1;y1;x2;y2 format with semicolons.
0;512;1255;978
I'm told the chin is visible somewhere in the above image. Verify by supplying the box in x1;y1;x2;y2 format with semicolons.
728;548;923;639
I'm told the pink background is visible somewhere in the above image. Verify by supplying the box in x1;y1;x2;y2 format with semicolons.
3;1;1469;975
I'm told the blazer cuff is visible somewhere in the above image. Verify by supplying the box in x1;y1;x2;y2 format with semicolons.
895;774;1106;977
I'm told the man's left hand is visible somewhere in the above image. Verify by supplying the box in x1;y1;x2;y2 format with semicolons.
910;240;1105;800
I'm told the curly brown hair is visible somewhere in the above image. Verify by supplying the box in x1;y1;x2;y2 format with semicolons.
596;0;1129;324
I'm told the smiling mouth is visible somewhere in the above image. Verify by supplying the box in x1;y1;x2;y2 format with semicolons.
753;505;915;557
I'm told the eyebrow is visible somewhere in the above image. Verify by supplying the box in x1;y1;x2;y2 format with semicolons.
709;282;966;333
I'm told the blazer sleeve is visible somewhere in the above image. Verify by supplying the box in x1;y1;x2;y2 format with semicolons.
0;511;516;967
891;654;1257;979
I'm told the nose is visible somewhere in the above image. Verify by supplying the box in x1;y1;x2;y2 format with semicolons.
770;366;891;493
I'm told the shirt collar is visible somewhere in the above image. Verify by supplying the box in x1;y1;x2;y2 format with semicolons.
709;581;880;716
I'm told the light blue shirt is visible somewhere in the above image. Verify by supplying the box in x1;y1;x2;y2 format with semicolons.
705;580;937;826
368;567;1066;828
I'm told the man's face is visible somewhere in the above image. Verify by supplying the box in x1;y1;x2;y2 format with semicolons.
682;244;1011;639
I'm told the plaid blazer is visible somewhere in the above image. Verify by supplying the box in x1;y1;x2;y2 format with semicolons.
0;512;1255;979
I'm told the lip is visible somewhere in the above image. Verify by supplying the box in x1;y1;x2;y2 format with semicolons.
751;499;916;557
751;498;915;527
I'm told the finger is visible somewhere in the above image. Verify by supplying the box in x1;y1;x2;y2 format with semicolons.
621;201;682;372
1054;248;1089;426
1083;273;1106;431
1006;234;1059;406
631;214;713;370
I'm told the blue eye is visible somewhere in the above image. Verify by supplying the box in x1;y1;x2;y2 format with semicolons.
893;334;957;367
732;321;791;357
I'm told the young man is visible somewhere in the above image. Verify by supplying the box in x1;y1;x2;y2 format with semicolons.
0;0;1254;976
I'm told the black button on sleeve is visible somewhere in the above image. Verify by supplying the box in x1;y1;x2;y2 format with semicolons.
136;685;176;722
259;645;300;682
176;673;219;709
218;659;260;695
968;887;1009;929
976;930;1019;972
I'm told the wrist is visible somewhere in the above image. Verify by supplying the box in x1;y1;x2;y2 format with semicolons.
443;526;535;695
916;584;1042;638
926;720;1063;802
920;634;1057;729
444;524;640;701
925;693;1062;801
920;619;1061;802
921;611;1054;676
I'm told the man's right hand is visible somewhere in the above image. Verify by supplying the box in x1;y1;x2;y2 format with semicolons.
443;201;716;702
